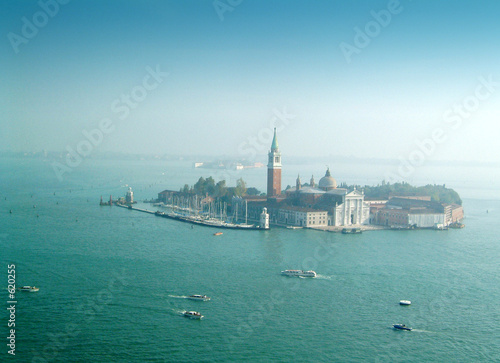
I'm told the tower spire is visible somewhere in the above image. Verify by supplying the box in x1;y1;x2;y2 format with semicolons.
271;127;279;151
267;128;282;198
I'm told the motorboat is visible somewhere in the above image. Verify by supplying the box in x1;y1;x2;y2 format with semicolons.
213;232;223;236
183;311;203;319
393;324;412;331
399;300;411;305
187;295;210;301
19;286;39;292
281;270;317;278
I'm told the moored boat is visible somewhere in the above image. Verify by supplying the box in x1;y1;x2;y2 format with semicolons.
281;270;317;278
187;295;210;301
183;311;203;319
342;228;362;234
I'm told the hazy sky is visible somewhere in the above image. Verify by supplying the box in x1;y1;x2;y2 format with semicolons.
2;0;500;163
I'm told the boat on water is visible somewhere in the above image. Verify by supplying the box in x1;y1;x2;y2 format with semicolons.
19;286;39;292
281;270;317;278
187;295;210;301
399;300;411;305
393;324;412;331
213;232;223;236
183;311;203;319
342;228;362;234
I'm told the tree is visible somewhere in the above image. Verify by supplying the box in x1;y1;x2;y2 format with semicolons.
246;187;261;196
234;178;247;197
205;176;216;195
194;177;206;195
214;180;227;197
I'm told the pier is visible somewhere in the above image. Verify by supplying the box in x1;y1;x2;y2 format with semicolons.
114;204;268;230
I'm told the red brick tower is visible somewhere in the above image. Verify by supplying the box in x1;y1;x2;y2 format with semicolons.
267;128;282;198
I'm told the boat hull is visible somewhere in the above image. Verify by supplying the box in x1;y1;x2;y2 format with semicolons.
281;270;317;278
393;324;412;331
183;311;203;319
187;295;210;301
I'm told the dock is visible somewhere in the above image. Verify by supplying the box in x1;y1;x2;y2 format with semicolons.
115;204;268;230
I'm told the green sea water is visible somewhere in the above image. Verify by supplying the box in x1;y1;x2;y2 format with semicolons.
1;157;499;362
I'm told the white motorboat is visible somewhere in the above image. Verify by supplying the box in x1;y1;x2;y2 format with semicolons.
393;324;412;331
399;300;411;305
187;295;211;301
183;311;203;319
281;270;317;278
19;286;39;292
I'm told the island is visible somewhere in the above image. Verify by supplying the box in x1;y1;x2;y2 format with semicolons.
106;129;465;232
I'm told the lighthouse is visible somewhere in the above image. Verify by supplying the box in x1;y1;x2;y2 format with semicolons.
260;207;270;229
125;187;134;204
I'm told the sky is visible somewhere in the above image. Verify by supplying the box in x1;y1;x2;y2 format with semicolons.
2;0;500;163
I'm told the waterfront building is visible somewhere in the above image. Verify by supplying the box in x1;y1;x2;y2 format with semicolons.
372;197;464;228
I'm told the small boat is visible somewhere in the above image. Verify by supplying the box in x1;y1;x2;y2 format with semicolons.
213;232;223;236
187;295;210;301
399;300;411;305
342;228;362;234
281;270;317;278
393;324;412;331
19;286;39;292
183;311;203;319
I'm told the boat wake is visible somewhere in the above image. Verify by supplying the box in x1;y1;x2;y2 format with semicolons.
314;274;332;280
168;295;189;299
410;329;433;333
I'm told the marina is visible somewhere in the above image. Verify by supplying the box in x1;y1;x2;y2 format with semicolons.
112;196;270;230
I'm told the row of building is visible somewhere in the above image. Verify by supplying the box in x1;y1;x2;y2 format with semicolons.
370;196;464;228
241;129;463;229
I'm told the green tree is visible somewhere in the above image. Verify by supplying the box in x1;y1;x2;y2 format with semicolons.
234;178;247;197
246;187;261;196
205;176;216;195
194;177;206;195
214;180;227;197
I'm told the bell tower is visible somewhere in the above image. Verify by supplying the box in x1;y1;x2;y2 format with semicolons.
267;128;282;198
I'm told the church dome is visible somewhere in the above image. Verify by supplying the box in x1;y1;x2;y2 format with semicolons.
318;168;337;190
